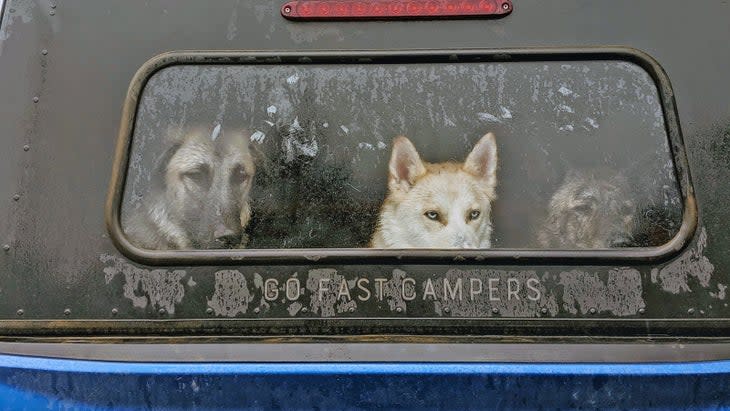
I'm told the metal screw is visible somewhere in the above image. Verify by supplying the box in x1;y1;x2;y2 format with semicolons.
23;145;30;151
2;244;10;252
396;307;402;313
589;307;597;315
111;308;118;316
41;49;48;55
49;10;55;15
491;307;499;314
158;308;166;315
253;307;260;314
16;309;24;316
638;307;646;315
206;307;214;315
540;307;548;315
283;5;292;14
12;194;20;201
688;308;695;315
502;2;510;10
63;308;71;316
33;96;39;103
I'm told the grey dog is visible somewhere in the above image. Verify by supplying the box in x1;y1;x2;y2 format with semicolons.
538;168;636;249
124;127;255;250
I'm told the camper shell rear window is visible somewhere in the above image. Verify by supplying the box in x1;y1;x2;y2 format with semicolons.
107;49;695;265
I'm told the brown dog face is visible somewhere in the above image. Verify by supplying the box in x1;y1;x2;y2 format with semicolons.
160;127;255;249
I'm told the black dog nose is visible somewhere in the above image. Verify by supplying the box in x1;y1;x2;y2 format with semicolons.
214;225;242;247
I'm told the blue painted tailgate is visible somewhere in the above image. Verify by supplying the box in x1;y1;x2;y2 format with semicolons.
2;355;730;410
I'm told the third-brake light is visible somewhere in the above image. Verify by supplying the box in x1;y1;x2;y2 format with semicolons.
281;0;513;21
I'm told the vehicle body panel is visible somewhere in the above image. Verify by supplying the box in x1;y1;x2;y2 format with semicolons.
1;0;730;408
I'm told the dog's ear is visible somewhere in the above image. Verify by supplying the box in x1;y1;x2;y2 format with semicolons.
152;141;183;190
463;132;498;188
388;136;426;192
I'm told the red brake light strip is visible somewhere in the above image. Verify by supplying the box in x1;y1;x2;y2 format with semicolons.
281;0;513;20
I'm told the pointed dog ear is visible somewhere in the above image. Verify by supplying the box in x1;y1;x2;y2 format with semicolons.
388;136;427;193
463;132;497;189
152;141;183;191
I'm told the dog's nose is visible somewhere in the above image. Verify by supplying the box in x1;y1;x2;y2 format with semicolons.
452;235;476;249
609;234;633;248
214;224;241;247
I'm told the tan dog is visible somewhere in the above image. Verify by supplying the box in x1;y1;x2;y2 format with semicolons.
371;133;498;248
124;126;255;250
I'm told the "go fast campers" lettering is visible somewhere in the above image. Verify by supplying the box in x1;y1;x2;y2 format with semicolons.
261;276;542;303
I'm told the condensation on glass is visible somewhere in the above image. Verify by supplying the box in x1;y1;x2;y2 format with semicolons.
120;61;683;250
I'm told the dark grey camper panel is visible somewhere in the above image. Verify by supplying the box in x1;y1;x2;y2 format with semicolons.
1;1;730;361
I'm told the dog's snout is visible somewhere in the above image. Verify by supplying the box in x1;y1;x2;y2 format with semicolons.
214;224;241;247
609;233;633;248
452;234;477;249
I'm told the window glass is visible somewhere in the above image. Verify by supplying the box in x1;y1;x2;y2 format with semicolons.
121;61;682;250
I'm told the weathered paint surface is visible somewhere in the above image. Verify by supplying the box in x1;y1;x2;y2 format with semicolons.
560;268;644;316
434;269;558;317
0;0;32;52
207;270;252;317
101;255;186;314
652;227;714;294
99;256;654;318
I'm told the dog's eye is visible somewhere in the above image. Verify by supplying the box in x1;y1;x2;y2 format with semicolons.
181;165;210;186
424;210;440;221
468;210;481;221
230;164;249;184
572;203;593;214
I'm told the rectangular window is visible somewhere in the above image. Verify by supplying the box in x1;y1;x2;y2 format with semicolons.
108;49;695;264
